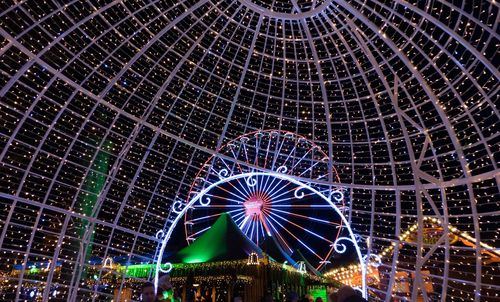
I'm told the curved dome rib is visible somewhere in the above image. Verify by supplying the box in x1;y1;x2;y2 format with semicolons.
0;0;498;301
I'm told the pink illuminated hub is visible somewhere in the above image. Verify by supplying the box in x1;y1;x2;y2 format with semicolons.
242;191;272;237
244;194;264;216
244;192;270;217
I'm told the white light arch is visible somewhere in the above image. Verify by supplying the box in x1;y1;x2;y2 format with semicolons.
154;171;367;299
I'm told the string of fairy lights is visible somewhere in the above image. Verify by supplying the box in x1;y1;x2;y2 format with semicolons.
0;0;498;301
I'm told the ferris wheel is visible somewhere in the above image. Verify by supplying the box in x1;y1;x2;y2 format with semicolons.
183;130;348;271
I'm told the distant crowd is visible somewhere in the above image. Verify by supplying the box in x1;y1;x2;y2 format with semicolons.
284;286;368;302
141;275;368;302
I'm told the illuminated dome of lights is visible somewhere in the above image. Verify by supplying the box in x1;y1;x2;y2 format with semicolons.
0;0;498;301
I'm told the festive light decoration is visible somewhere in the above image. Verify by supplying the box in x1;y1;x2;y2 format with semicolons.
102;257;114;269
155;171;368;298
179;133;355;295
0;0;498;301
377;216;500;263
247;252;260;265
184;130;347;272
298;261;307;274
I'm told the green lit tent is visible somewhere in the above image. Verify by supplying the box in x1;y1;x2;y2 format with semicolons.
171;213;263;264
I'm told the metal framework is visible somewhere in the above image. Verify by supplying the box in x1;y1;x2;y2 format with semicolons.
0;0;498;301
155;171;367;298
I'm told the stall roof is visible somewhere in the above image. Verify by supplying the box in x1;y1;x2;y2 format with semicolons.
171;213;263;264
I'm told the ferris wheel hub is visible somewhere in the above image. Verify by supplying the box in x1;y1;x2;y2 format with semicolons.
244;193;268;216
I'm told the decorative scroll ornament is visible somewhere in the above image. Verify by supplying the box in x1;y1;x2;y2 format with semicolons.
155;230;165;240
294;187;306;199
217;168;229;179
245;175;257;187
332;236;357;254
330;189;344;202
199;196;211;207
276;165;288;173
172;200;185;214
158;262;172;273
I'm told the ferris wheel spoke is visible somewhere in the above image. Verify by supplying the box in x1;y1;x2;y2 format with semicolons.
261;172;291;196
297;159;321;177
267;211;333;244
224;179;253;200
262;135;272;169
257;176;266;195
246;216;254;240
257;216;266;243
259;174;281;196
249;215;258;241
214;186;246;203
257;215;268;239
266;214;324;261
263;216;293;253
187;208;244;223
270;190;317;204
228;147;244;173
267;185;306;203
188;226;212;239
242;142;252;169
247;218;254;241
249;216;259;240
264;178;294;200
254;133;261;167
261;177;274;196
213;172;252;198
259;173;276;194
205;192;245;204
213;159;251;196
258;175;273;199
271;208;341;226
259;214;272;236
280;145;298;172
271;204;335;208
238;215;251;230
289;146;315;174
232;211;247;225
193;204;242;208
271;133;286;170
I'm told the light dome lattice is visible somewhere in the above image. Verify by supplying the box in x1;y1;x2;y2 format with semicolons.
0;0;498;301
